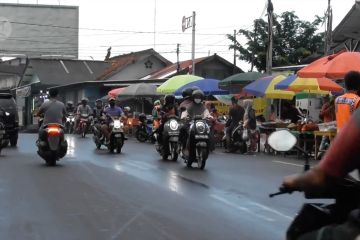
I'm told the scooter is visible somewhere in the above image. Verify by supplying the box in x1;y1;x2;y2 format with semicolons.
267;130;360;240
78;113;90;138
154;116;181;161
108;116;125;153
225;121;248;154
136;114;155;143
180;115;210;170
65;113;75;134
36;123;68;166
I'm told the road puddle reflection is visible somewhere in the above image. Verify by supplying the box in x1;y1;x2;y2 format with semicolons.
168;171;182;195
66;136;76;157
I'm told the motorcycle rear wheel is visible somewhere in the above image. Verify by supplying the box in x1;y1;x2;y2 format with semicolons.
136;130;147;143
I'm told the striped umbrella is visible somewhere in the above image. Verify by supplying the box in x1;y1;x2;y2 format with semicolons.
243;75;295;100
275;74;344;93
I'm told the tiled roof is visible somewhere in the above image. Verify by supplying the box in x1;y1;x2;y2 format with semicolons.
143;57;207;79
97;48;172;80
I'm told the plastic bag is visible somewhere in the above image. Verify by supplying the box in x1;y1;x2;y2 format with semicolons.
242;128;249;141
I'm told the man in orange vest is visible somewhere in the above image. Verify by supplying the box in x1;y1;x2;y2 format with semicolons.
335;71;360;132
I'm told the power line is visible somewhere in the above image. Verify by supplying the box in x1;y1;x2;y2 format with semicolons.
7;20;229;36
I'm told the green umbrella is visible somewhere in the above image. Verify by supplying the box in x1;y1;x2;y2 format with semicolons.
157;74;203;94
219;72;266;93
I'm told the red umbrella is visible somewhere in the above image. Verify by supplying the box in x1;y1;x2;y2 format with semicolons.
108;87;125;97
298;51;360;79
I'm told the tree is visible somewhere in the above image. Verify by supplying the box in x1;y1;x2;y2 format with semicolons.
228;11;324;72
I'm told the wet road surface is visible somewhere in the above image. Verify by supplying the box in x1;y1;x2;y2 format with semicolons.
0;134;309;240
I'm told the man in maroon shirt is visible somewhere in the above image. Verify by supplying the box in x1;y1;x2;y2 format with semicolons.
282;108;360;239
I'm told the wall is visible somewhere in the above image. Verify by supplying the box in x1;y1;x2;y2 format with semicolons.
0;3;78;58
197;60;233;79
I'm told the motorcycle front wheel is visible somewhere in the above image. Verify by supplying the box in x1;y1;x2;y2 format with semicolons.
136;130;147;143
198;148;208;170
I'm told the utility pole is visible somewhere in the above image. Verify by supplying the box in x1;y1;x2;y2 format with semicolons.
191;11;196;75
233;29;237;73
266;0;273;75
176;44;180;72
153;0;157;49
324;0;332;55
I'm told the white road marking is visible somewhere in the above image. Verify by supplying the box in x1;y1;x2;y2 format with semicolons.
210;194;275;222
249;202;293;220
272;160;303;167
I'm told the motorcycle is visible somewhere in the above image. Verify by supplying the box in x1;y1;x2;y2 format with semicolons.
65;113;75;134
136;114;155;143
226;121;248;154
92;116;125;153
0;109;10;154
267;130;360;240
36;123;68;166
180;115;210;170
108;117;125;153
78;113;90;138
154;116;181;161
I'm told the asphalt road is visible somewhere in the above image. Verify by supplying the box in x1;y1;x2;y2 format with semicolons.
0;134;310;240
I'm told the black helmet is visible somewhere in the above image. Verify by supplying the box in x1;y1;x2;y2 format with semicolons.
191;86;200;91
164;94;175;105
95;99;102;103
182;88;193;98
344;71;360;91
192;90;205;101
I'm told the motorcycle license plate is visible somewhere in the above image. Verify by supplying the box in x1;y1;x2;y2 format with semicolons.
114;134;122;138
168;132;179;136
195;135;208;139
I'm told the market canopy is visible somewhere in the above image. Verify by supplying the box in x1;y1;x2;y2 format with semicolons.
297;51;360;79
157;74;203;94
120;83;158;97
218;72;266;93
243;75;295;100
174;79;229;96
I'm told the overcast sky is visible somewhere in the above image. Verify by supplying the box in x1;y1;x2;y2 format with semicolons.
1;0;356;70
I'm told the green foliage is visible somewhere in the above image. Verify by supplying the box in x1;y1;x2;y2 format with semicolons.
228;11;324;72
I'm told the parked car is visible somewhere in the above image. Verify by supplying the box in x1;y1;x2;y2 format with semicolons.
0;93;19;146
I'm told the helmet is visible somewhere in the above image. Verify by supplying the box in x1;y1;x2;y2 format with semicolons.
191;86;200;91
192;89;205;101
66;101;73;106
95;99;102;103
81;97;88;104
124;106;131;112
108;96;116;102
164;94;175;105
181;88;193;98
154;100;161;106
344;71;360;91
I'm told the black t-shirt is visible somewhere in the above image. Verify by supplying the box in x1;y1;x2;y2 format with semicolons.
228;105;245;126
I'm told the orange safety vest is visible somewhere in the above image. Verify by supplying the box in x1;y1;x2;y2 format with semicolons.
335;93;360;131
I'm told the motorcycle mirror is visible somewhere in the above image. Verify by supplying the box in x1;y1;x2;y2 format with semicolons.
268;130;297;152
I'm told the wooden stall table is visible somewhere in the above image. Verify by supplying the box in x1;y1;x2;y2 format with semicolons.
314;131;337;160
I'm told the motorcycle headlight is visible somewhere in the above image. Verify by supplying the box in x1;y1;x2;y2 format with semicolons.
196;122;206;134
5;112;10;116
120;122;124;128
114;120;121;129
66;117;70;122
169;119;179;131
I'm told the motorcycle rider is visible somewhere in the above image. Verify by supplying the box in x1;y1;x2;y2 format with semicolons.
36;88;67;152
101;97;125;144
224;96;245;153
93;99;104;120
179;88;193;114
282;107;360;239
180;90;212;149
156;94;178;145
66;101;75;114
75;98;92;132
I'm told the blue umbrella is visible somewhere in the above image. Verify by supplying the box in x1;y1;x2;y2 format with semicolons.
174;79;229;96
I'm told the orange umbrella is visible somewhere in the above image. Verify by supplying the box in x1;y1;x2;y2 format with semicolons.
108;87;125;97
298;51;360;79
